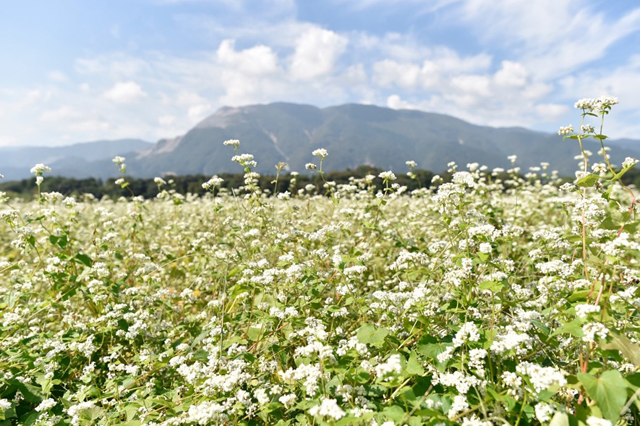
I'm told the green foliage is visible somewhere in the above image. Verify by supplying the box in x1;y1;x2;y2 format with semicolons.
0;98;638;425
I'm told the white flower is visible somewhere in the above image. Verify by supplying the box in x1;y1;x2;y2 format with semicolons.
580;124;595;133
479;243;492;254
312;148;328;158
582;322;609;343
453;322;480;347
30;163;51;175
534;402;554;422
0;173;4;179
448;395;469;419
406;160;417;168
558;125;574;135
278;393;296;407
308;398;345;420
507;155;517;163
231;153;256;167
575;304;600;319
115;178;125;186
374;354;402;378
305;163;317;170
112;156;126;165
516;362;567;394
575;96;618;112
223;139;240;148
452;171;475;187
586;417;612;426
379;171;396;181
0;399;10;410
154;177;166;185
202;175;224;190
35;398;57;412
622;157;638;169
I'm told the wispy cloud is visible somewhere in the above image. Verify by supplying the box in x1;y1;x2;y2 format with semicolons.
1;0;639;146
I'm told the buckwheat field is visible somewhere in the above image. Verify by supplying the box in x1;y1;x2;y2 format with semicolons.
1;98;638;426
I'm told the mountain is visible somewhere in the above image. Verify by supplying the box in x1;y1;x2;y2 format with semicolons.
0;139;153;180
128;102;640;177
2;103;639;181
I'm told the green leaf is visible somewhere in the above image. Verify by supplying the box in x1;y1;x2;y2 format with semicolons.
74;253;92;267
577;370;627;422
549;412;570;426
406;351;424;376
357;324;389;346
576;174;599;188
551;318;584;337
599;333;640;367
479;280;503;292
609;163;636;182
382;405;406;422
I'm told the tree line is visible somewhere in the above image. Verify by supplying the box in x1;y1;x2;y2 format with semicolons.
2;165;638;200
0;166;434;199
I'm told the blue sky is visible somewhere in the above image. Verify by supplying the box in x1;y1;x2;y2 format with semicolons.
1;0;640;146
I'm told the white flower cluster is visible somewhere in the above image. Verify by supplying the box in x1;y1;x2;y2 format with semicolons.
308;398;345;420
574;96;618;112
558;125;574;135
379;171;396;181
202;175;224;190
231;153;257;167
516;362;567;394
223;139;240;148
575;303;601;318
453;322;480;347
582;322;609;343
374;354;402;378
312;148;328;158
622;157;638;169
586;417;613;426
30;163;51;175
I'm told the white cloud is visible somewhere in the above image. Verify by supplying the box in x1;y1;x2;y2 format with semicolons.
493;61;527;87
188;104;212;123
450;75;491;98
0;135;18;146
76;55;150;78
457;0;640;79
3;1;640;148
216;39;280;75
335;0;460;14
158;115;176;126
373;60;421;89
103;81;148;103
290;27;348;80
340;64;368;86
535;104;569;121
47;71;68;82
40;106;82;122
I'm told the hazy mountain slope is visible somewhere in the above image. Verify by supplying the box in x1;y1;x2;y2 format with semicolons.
129;102;640;177
0;139;153;180
3;103;639;181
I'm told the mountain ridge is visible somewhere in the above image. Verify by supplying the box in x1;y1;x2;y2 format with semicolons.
1;102;639;180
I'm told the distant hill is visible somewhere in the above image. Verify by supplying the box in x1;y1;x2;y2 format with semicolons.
2;103;640;180
127;102;640;177
0;139;153;180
